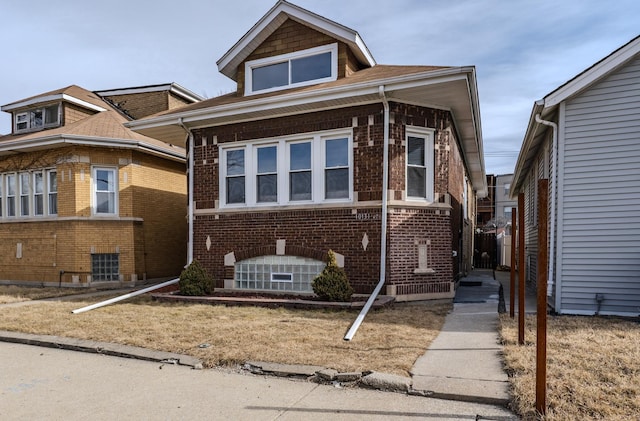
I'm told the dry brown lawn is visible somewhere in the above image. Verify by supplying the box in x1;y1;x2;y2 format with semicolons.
0;295;450;376
500;314;640;420
0;286;99;304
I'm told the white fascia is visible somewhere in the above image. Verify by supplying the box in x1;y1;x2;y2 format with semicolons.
0;135;185;162
129;67;476;132
544;35;640;108
2;94;106;113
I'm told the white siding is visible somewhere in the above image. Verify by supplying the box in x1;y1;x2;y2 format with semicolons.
558;55;640;316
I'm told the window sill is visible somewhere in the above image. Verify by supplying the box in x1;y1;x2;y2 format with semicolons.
414;268;436;275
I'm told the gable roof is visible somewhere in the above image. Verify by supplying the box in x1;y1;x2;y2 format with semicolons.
512;35;640;195
217;0;376;81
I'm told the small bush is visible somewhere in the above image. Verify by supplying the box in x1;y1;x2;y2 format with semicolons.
312;250;353;302
179;260;214;296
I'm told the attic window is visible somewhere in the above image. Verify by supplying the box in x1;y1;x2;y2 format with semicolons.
14;104;60;133
245;43;337;95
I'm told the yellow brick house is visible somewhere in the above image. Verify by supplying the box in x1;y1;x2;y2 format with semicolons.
0;84;200;287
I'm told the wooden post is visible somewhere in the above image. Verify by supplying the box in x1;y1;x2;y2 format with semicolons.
536;179;549;416
510;207;516;318
518;193;525;345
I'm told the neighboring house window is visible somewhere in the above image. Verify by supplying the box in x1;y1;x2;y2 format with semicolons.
504;206;512;222
219;130;352;208
0;170;56;219
406;127;435;202
33;172;44;216
6;174;16;217
14;104;60;133
504;183;510;196
91;253;119;281
245;43;338;95
48;170;57;215
93;167;117;215
19;173;30;216
235;255;325;292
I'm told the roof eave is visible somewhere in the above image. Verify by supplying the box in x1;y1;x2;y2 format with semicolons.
0;135;185;162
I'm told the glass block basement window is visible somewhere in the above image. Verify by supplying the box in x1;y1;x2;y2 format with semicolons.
91;253;119;281
235;255;325;292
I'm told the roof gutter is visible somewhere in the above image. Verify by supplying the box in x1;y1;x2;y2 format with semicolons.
344;85;390;341
178;117;194;266
535;112;557;297
0;135;185;162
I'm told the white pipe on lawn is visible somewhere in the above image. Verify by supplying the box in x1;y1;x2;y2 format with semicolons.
71;278;179;314
344;85;390;341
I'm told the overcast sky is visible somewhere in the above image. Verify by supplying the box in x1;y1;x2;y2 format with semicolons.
1;0;638;175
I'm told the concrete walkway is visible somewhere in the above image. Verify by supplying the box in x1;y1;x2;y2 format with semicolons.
410;269;511;405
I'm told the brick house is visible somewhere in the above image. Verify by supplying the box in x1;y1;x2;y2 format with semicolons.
129;1;487;301
0;83;201;287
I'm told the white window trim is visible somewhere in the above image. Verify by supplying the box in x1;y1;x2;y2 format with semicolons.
5;173;16;218
47;170;58;216
92;166;119;216
219;129;352;209
244;43;338;96
13;103;61;133
406;126;435;203
19;172;31;217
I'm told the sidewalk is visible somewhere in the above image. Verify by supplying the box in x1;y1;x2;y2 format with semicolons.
410;269;511;406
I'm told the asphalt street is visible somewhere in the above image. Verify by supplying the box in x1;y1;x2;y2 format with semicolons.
0;342;516;420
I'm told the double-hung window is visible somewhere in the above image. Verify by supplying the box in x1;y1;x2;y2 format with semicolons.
220;131;352;208
256;145;278;203
289;141;312;201
19;173;30;216
406;127;435;202
6;174;16;217
245;44;337;95
33;172;44;216
93;167;117;215
48;170;57;215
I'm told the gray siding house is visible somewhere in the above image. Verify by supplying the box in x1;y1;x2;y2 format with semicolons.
512;35;640;317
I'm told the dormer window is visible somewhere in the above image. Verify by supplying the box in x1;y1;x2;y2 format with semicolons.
14;104;60;133
245;43;337;95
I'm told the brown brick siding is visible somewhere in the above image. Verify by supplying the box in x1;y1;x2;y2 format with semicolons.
100;91;169;120
190;101;467;297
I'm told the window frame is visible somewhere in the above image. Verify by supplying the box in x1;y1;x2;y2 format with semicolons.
47;170;58;215
244;43;338;96
92;166;118;216
19;172;30;217
33;171;44;216
6;174;16;217
13;103;60;133
219;129;352;209
405;126;435;202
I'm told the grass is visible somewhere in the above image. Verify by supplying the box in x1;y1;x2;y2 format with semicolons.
500;314;640;420
0;285;99;304
0;294;450;376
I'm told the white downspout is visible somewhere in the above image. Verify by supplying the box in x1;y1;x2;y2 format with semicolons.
535;113;557;296
178;118;194;265
344;85;389;341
